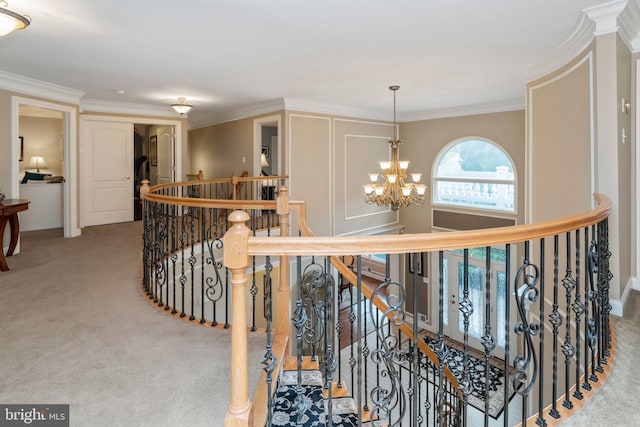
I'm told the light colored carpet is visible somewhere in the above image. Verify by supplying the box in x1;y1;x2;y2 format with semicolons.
0;222;265;427
559;290;640;426
1;222;636;426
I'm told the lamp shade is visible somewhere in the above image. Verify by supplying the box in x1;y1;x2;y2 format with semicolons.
261;153;269;167
29;155;46;172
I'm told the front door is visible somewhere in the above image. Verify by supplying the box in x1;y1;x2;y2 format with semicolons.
80;120;133;226
432;246;514;359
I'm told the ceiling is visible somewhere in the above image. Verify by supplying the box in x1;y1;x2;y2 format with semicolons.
0;0;631;128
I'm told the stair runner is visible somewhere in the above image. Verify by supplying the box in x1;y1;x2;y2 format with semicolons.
271;369;384;427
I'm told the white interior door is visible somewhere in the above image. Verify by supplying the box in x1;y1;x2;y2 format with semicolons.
80;120;133;226
156;127;174;184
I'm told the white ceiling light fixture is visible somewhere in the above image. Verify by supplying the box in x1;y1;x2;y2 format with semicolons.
0;1;30;36
171;97;193;115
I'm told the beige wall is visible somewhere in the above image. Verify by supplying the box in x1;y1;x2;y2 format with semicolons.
525;35;633;308
189;113;283;179
399;110;525;315
616;35;633;295
0;90;15;193
400;110;526;234
527;47;594;223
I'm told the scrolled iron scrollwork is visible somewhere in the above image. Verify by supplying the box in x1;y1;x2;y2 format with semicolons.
368;279;407;425
204;231;224;304
512;259;540;396
300;261;330;348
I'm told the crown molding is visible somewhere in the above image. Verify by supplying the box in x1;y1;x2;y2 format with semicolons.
619;0;640;51
399;99;524;122
283;97;389;121
189;98;285;130
523;13;596;81
0;69;84;104
584;0;628;35
80;98;178;118
191;96;386;130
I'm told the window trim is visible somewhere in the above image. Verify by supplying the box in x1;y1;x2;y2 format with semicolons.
432;137;517;215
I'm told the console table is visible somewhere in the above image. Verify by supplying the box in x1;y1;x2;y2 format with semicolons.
0;199;30;271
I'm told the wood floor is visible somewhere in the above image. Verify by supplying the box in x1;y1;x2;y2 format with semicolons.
337;295;380;351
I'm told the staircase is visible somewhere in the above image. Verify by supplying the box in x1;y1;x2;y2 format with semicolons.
271;358;384;426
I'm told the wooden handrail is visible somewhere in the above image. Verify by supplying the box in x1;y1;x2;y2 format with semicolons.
146;175;289;194
248;194;610;256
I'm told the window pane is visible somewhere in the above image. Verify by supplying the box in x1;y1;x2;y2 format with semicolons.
433;139;515;212
458;263;483;340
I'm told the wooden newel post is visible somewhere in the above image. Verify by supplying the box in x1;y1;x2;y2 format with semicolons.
224;210;252;427
276;186;291;343
231;173;239;201
140;179;150;200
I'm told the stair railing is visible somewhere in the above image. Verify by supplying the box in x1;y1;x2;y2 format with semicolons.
225;191;611;427
140;174;288;328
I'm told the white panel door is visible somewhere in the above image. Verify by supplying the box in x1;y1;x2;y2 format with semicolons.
81;121;133;226
156;127;174;184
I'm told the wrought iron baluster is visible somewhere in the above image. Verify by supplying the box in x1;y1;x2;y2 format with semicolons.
169;205;177;313
369;273;407;425
482;246;495;427
292;256;307;423
513;241;540;424
204;212;224;327
536;238;546;427
549;236;561;419
325;258;336;427
572;230;584;400
582;226;594;391
600;218;612;357
503;243;511;427
459;248;472;421
356;256;364;426
348;282;356;394
250;225;257;332
200;207;206;323
179;206;187;318
588;224;601;377
412;256;420;427
188;208;196;321
436;251;448;427
159;203;167;308
262;256;276;427
561;232;575;410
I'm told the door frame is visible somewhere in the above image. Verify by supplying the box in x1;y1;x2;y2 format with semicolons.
253;114;282;177
11;96;79;238
80;115;183;227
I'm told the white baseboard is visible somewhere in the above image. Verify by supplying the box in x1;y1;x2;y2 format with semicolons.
610;277;635;317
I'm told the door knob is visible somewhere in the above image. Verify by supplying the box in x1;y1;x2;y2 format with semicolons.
125;176;131;180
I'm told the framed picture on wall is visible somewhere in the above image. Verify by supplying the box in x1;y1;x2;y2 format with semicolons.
408;252;424;276
150;135;157;166
19;136;24;162
261;146;269;158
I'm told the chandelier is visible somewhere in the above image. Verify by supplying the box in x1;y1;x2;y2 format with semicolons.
363;85;426;211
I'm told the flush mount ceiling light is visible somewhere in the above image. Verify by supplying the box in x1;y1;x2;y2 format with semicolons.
0;1;30;36
171;97;193;115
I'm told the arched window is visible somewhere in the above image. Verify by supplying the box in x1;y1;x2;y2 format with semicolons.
432;138;515;213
